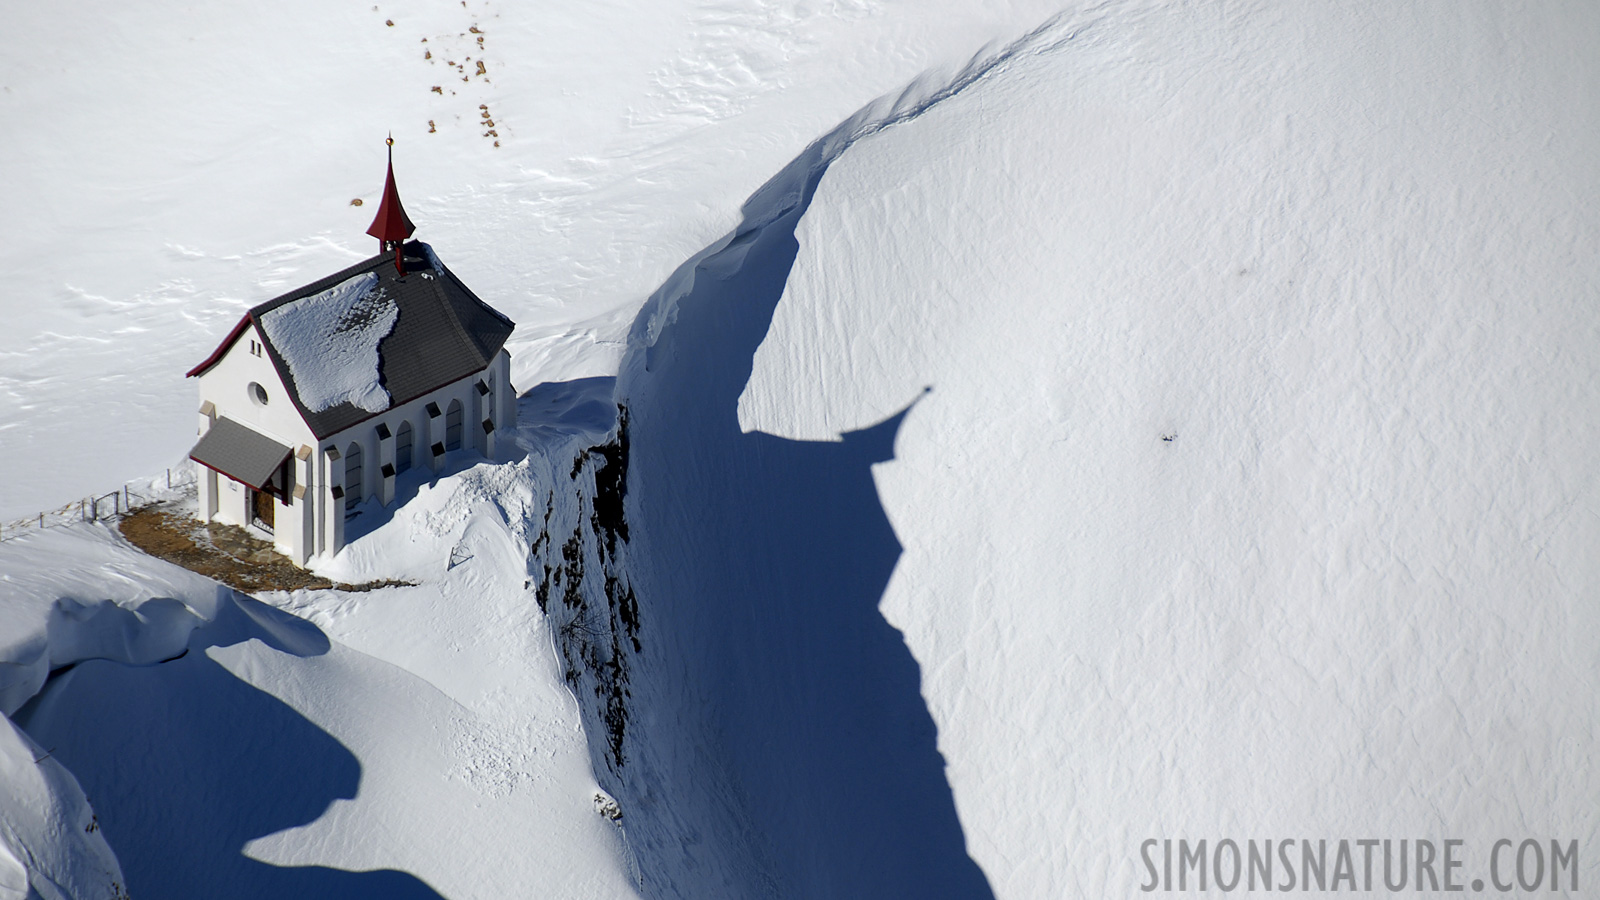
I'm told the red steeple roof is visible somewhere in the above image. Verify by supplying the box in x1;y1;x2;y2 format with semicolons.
366;136;415;246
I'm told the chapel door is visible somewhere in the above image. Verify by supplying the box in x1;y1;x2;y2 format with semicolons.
254;489;275;531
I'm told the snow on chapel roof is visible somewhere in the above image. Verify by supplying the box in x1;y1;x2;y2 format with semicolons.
258;271;396;414
188;146;514;439
188;242;515;440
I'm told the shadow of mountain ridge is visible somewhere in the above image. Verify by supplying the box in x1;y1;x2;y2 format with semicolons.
613;106;993;898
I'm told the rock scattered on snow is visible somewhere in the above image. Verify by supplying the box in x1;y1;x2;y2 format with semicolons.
593;790;622;822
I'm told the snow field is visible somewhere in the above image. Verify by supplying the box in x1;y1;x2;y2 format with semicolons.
0;3;1100;880
2;0;1595;896
732;2;1600;895
3;394;640;897
0;0;1069;520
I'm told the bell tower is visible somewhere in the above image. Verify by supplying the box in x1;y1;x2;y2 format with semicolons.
365;135;417;274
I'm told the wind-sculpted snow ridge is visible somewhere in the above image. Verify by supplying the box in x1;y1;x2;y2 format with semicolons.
0;717;126;900
553;19;1122;899
628;10;1097;357
582;2;1600;897
0;525;329;900
733;3;1600;897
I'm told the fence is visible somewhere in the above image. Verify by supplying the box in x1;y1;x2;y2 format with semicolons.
0;467;197;543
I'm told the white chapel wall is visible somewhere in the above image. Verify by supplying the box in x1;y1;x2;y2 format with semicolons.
194;321;519;564
197;323;316;449
194;322;315;553
310;359;513;559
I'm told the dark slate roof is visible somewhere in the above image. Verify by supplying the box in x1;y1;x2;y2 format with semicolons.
190;417;293;488
191;241;515;440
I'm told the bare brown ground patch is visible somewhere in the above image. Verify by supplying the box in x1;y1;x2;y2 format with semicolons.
117;503;414;594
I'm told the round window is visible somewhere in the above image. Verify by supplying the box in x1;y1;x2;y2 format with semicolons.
248;382;269;406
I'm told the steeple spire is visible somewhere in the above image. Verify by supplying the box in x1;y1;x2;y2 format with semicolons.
366;134;416;274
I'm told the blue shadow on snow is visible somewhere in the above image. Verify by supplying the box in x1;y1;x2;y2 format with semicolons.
620;153;993;897
16;589;445;900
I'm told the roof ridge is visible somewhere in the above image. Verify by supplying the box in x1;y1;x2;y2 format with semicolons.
427;256;493;370
190;242;513;441
249;251;389;318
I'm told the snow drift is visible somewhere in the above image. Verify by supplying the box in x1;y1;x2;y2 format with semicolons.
4;421;643;898
0;524;331;900
585;2;1600;897
1;0;1596;897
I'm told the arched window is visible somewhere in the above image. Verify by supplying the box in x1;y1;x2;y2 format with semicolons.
395;421;414;474
445;399;463;451
344;441;363;509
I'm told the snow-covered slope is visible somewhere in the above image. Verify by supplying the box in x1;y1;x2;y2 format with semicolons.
3;400;641;898
3;0;1095;894
0;0;1066;521
4;0;1597;896
607;2;1600;896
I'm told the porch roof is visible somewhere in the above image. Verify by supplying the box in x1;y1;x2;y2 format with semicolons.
189;418;292;490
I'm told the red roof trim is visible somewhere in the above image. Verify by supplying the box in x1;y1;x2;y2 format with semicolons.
186;314;253;378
